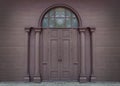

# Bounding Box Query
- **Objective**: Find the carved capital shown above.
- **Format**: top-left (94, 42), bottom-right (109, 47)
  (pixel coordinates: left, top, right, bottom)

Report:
top-left (79, 28), bottom-right (87, 32)
top-left (79, 28), bottom-right (86, 32)
top-left (33, 28), bottom-right (42, 32)
top-left (25, 27), bottom-right (31, 32)
top-left (89, 27), bottom-right (96, 32)
top-left (25, 27), bottom-right (42, 32)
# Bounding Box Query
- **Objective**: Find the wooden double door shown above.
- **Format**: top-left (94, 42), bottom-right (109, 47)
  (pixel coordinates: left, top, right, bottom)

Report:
top-left (41, 29), bottom-right (80, 81)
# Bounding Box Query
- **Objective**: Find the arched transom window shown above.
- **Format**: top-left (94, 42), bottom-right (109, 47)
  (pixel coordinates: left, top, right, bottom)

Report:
top-left (42, 7), bottom-right (79, 28)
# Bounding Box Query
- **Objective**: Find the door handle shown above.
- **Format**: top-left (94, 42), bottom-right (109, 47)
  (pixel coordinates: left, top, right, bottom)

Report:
top-left (58, 59), bottom-right (62, 62)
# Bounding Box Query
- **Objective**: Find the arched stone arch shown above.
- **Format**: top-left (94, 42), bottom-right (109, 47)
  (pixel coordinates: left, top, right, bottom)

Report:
top-left (38, 4), bottom-right (82, 28)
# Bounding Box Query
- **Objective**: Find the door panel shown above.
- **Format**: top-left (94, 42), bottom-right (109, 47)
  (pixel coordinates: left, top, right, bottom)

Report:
top-left (61, 29), bottom-right (79, 81)
top-left (41, 29), bottom-right (79, 81)
top-left (49, 39), bottom-right (59, 80)
top-left (61, 39), bottom-right (71, 80)
top-left (42, 29), bottom-right (60, 81)
top-left (61, 30), bottom-right (71, 80)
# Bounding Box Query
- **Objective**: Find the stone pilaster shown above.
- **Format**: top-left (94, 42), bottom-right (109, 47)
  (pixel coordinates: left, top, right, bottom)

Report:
top-left (79, 28), bottom-right (87, 82)
top-left (90, 28), bottom-right (96, 82)
top-left (33, 28), bottom-right (42, 82)
top-left (24, 28), bottom-right (31, 82)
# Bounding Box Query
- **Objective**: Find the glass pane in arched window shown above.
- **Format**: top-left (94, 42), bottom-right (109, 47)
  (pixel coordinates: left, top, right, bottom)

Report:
top-left (66, 17), bottom-right (71, 28)
top-left (72, 17), bottom-right (78, 28)
top-left (55, 18), bottom-right (65, 28)
top-left (49, 18), bottom-right (55, 28)
top-left (66, 10), bottom-right (71, 17)
top-left (42, 7), bottom-right (79, 28)
top-left (50, 10), bottom-right (54, 17)
top-left (43, 18), bottom-right (48, 28)
top-left (55, 8), bottom-right (65, 17)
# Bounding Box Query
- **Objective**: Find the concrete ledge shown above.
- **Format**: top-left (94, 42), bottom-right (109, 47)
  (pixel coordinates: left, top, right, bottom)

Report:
top-left (0, 82), bottom-right (120, 86)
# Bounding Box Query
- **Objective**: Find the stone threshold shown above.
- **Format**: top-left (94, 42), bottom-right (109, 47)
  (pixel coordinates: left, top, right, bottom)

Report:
top-left (0, 82), bottom-right (120, 86)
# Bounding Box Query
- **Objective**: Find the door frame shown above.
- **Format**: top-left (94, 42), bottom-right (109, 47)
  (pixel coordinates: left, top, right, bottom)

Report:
top-left (24, 27), bottom-right (96, 82)
top-left (24, 4), bottom-right (96, 82)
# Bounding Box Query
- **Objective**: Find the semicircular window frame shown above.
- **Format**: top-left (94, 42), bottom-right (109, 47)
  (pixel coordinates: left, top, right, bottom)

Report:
top-left (42, 7), bottom-right (79, 28)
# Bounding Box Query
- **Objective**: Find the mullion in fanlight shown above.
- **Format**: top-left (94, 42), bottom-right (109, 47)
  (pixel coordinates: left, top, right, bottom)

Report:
top-left (42, 7), bottom-right (78, 28)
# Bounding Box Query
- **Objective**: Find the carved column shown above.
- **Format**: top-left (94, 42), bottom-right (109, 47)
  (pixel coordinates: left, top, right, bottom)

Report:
top-left (24, 28), bottom-right (31, 82)
top-left (90, 28), bottom-right (96, 82)
top-left (79, 28), bottom-right (87, 82)
top-left (33, 28), bottom-right (41, 82)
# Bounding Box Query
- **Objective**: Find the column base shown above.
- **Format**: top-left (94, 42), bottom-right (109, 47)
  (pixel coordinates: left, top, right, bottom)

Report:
top-left (24, 76), bottom-right (30, 82)
top-left (33, 76), bottom-right (41, 82)
top-left (79, 76), bottom-right (88, 82)
top-left (90, 76), bottom-right (96, 82)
